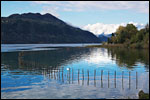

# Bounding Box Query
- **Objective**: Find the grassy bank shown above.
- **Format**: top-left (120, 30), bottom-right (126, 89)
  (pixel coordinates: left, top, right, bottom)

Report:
top-left (86, 43), bottom-right (149, 49)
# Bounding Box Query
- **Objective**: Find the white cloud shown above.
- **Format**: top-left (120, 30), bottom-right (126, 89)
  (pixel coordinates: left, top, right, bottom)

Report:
top-left (63, 8), bottom-right (73, 12)
top-left (32, 1), bottom-right (148, 36)
top-left (33, 1), bottom-right (149, 14)
top-left (82, 22), bottom-right (145, 36)
top-left (40, 6), bottom-right (59, 17)
top-left (33, 1), bottom-right (59, 5)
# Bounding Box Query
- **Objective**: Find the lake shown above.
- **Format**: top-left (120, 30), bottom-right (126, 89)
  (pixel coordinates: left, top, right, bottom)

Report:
top-left (1, 44), bottom-right (149, 99)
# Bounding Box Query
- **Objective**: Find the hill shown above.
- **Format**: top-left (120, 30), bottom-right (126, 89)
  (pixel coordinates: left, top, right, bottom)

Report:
top-left (98, 33), bottom-right (112, 42)
top-left (1, 13), bottom-right (101, 44)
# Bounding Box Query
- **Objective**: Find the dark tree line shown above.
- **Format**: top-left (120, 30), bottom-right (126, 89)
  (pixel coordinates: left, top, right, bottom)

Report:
top-left (108, 23), bottom-right (149, 48)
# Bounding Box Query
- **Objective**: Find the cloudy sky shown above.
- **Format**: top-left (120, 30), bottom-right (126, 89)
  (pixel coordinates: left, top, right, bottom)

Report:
top-left (1, 1), bottom-right (149, 36)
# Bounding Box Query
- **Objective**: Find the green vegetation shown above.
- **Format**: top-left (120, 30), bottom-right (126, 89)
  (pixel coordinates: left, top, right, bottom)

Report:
top-left (138, 90), bottom-right (149, 99)
top-left (108, 24), bottom-right (149, 49)
top-left (1, 13), bottom-right (101, 44)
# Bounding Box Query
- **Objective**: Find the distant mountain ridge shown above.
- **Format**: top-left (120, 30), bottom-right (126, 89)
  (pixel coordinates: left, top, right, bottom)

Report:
top-left (1, 13), bottom-right (101, 44)
top-left (98, 33), bottom-right (112, 42)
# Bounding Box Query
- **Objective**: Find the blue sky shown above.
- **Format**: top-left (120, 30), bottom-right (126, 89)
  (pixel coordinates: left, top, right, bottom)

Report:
top-left (1, 1), bottom-right (149, 35)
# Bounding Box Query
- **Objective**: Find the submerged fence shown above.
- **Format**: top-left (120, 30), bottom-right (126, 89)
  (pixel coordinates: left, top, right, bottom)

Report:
top-left (41, 68), bottom-right (144, 89)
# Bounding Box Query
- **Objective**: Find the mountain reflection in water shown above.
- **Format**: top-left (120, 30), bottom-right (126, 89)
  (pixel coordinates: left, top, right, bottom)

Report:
top-left (1, 47), bottom-right (149, 99)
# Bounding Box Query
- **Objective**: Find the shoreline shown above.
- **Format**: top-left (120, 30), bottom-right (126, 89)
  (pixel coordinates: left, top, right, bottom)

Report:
top-left (85, 43), bottom-right (149, 49)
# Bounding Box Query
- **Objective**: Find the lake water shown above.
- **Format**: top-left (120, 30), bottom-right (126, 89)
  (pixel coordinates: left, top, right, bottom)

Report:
top-left (1, 44), bottom-right (149, 99)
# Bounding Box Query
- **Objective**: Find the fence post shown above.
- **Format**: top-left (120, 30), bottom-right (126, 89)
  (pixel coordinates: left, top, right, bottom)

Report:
top-left (136, 71), bottom-right (138, 89)
top-left (78, 69), bottom-right (80, 84)
top-left (87, 70), bottom-right (89, 86)
top-left (94, 69), bottom-right (96, 87)
top-left (122, 71), bottom-right (124, 90)
top-left (114, 71), bottom-right (116, 88)
top-left (108, 70), bottom-right (109, 88)
top-left (82, 69), bottom-right (84, 85)
top-left (62, 68), bottom-right (64, 83)
top-left (129, 71), bottom-right (131, 89)
top-left (101, 70), bottom-right (103, 88)
top-left (69, 68), bottom-right (70, 84)
top-left (72, 68), bottom-right (73, 84)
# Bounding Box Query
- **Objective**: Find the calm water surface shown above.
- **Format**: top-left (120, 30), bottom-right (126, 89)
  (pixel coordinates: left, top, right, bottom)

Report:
top-left (1, 44), bottom-right (149, 99)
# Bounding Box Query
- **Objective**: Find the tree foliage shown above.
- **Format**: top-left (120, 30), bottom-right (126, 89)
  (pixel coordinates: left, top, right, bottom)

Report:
top-left (108, 23), bottom-right (149, 48)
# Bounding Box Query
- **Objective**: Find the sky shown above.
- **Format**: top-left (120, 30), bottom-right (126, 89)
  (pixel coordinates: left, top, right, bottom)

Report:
top-left (1, 1), bottom-right (149, 36)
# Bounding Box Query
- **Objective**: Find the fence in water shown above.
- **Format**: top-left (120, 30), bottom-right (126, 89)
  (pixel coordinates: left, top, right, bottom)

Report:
top-left (41, 67), bottom-right (144, 89)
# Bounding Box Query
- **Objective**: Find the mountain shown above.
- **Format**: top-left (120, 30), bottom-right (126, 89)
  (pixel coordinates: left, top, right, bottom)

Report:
top-left (105, 34), bottom-right (112, 38)
top-left (98, 33), bottom-right (112, 42)
top-left (1, 13), bottom-right (101, 44)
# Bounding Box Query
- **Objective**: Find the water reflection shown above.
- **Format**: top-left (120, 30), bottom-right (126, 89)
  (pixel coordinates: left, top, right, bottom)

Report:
top-left (1, 48), bottom-right (91, 71)
top-left (107, 48), bottom-right (149, 70)
top-left (1, 47), bottom-right (149, 99)
top-left (1, 47), bottom-right (149, 71)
